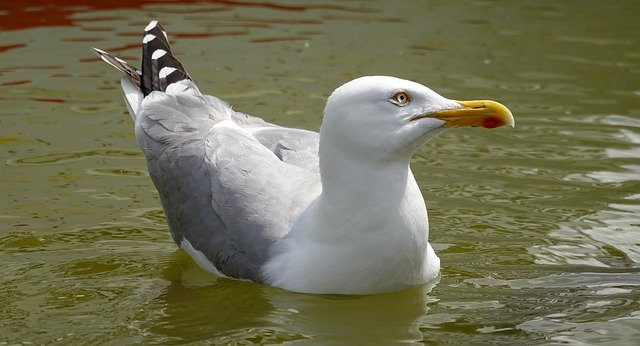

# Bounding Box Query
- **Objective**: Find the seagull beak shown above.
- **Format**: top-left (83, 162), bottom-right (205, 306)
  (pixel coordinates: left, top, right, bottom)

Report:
top-left (424, 100), bottom-right (515, 129)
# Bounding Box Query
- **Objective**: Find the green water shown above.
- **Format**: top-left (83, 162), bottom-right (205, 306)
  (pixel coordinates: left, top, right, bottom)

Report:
top-left (2, 0), bottom-right (639, 344)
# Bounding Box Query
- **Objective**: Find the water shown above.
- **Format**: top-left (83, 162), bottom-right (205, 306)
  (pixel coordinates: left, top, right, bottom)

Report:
top-left (1, 0), bottom-right (639, 344)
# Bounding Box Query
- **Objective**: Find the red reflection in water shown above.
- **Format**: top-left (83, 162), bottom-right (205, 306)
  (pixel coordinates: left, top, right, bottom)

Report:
top-left (0, 80), bottom-right (31, 86)
top-left (0, 0), bottom-right (190, 30)
top-left (30, 97), bottom-right (67, 103)
top-left (0, 43), bottom-right (26, 53)
top-left (0, 0), bottom-right (373, 31)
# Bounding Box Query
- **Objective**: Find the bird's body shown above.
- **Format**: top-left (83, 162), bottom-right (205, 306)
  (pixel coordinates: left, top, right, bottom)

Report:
top-left (94, 21), bottom-right (513, 294)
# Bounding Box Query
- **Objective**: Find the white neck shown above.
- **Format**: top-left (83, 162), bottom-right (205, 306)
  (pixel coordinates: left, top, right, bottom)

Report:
top-left (314, 140), bottom-right (415, 236)
top-left (261, 137), bottom-right (437, 294)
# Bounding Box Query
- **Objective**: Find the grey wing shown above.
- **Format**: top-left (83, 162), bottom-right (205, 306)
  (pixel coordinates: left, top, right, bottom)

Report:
top-left (221, 99), bottom-right (320, 172)
top-left (249, 126), bottom-right (320, 173)
top-left (135, 83), bottom-right (320, 282)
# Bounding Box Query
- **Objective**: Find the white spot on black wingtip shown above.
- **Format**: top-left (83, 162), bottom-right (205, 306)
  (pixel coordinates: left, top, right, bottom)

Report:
top-left (94, 50), bottom-right (114, 65)
top-left (142, 34), bottom-right (156, 44)
top-left (159, 67), bottom-right (177, 79)
top-left (144, 20), bottom-right (158, 32)
top-left (92, 46), bottom-right (142, 88)
top-left (92, 47), bottom-right (107, 55)
top-left (151, 49), bottom-right (167, 60)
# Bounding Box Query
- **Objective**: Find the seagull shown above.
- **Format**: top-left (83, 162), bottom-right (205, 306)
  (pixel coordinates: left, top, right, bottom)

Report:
top-left (93, 20), bottom-right (514, 295)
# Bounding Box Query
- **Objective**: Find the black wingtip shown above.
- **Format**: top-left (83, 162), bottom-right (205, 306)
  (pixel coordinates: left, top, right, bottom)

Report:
top-left (141, 20), bottom-right (192, 96)
top-left (93, 21), bottom-right (192, 96)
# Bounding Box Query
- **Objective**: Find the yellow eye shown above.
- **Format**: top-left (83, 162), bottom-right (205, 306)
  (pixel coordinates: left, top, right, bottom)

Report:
top-left (390, 91), bottom-right (411, 106)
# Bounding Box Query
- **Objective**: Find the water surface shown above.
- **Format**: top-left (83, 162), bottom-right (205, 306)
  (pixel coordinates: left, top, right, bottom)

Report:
top-left (1, 0), bottom-right (639, 344)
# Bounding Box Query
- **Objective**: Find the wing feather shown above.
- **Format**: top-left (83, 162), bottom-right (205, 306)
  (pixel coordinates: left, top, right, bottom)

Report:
top-left (136, 87), bottom-right (319, 281)
top-left (95, 20), bottom-right (321, 281)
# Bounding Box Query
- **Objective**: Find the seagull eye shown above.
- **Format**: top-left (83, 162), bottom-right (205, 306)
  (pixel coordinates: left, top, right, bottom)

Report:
top-left (390, 91), bottom-right (411, 106)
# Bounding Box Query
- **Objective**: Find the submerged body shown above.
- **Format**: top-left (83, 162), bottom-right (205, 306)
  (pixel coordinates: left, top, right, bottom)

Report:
top-left (94, 20), bottom-right (513, 294)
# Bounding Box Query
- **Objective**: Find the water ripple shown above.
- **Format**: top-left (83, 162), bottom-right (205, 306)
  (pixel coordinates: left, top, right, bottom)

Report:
top-left (85, 167), bottom-right (148, 177)
top-left (7, 149), bottom-right (142, 166)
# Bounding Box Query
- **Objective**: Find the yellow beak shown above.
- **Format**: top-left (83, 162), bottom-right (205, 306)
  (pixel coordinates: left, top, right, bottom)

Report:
top-left (420, 100), bottom-right (515, 129)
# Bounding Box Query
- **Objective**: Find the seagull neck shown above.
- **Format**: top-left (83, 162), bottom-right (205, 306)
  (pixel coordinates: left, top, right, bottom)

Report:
top-left (317, 141), bottom-right (413, 208)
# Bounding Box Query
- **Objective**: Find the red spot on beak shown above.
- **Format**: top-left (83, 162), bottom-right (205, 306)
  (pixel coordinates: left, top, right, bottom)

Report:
top-left (481, 116), bottom-right (504, 129)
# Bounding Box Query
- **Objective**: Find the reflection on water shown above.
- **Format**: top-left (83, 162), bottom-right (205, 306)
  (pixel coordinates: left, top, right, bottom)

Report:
top-left (138, 256), bottom-right (436, 344)
top-left (535, 116), bottom-right (640, 267)
top-left (524, 115), bottom-right (640, 342)
top-left (7, 149), bottom-right (142, 166)
top-left (467, 272), bottom-right (640, 344)
top-left (1, 0), bottom-right (640, 344)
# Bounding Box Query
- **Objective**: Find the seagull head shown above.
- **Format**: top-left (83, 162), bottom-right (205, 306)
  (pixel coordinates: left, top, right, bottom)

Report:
top-left (321, 76), bottom-right (514, 162)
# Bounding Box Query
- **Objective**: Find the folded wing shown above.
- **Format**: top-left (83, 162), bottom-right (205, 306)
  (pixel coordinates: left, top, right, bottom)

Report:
top-left (94, 21), bottom-right (321, 281)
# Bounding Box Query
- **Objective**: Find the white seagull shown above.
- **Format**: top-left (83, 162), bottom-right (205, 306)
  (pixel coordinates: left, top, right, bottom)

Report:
top-left (93, 20), bottom-right (514, 295)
